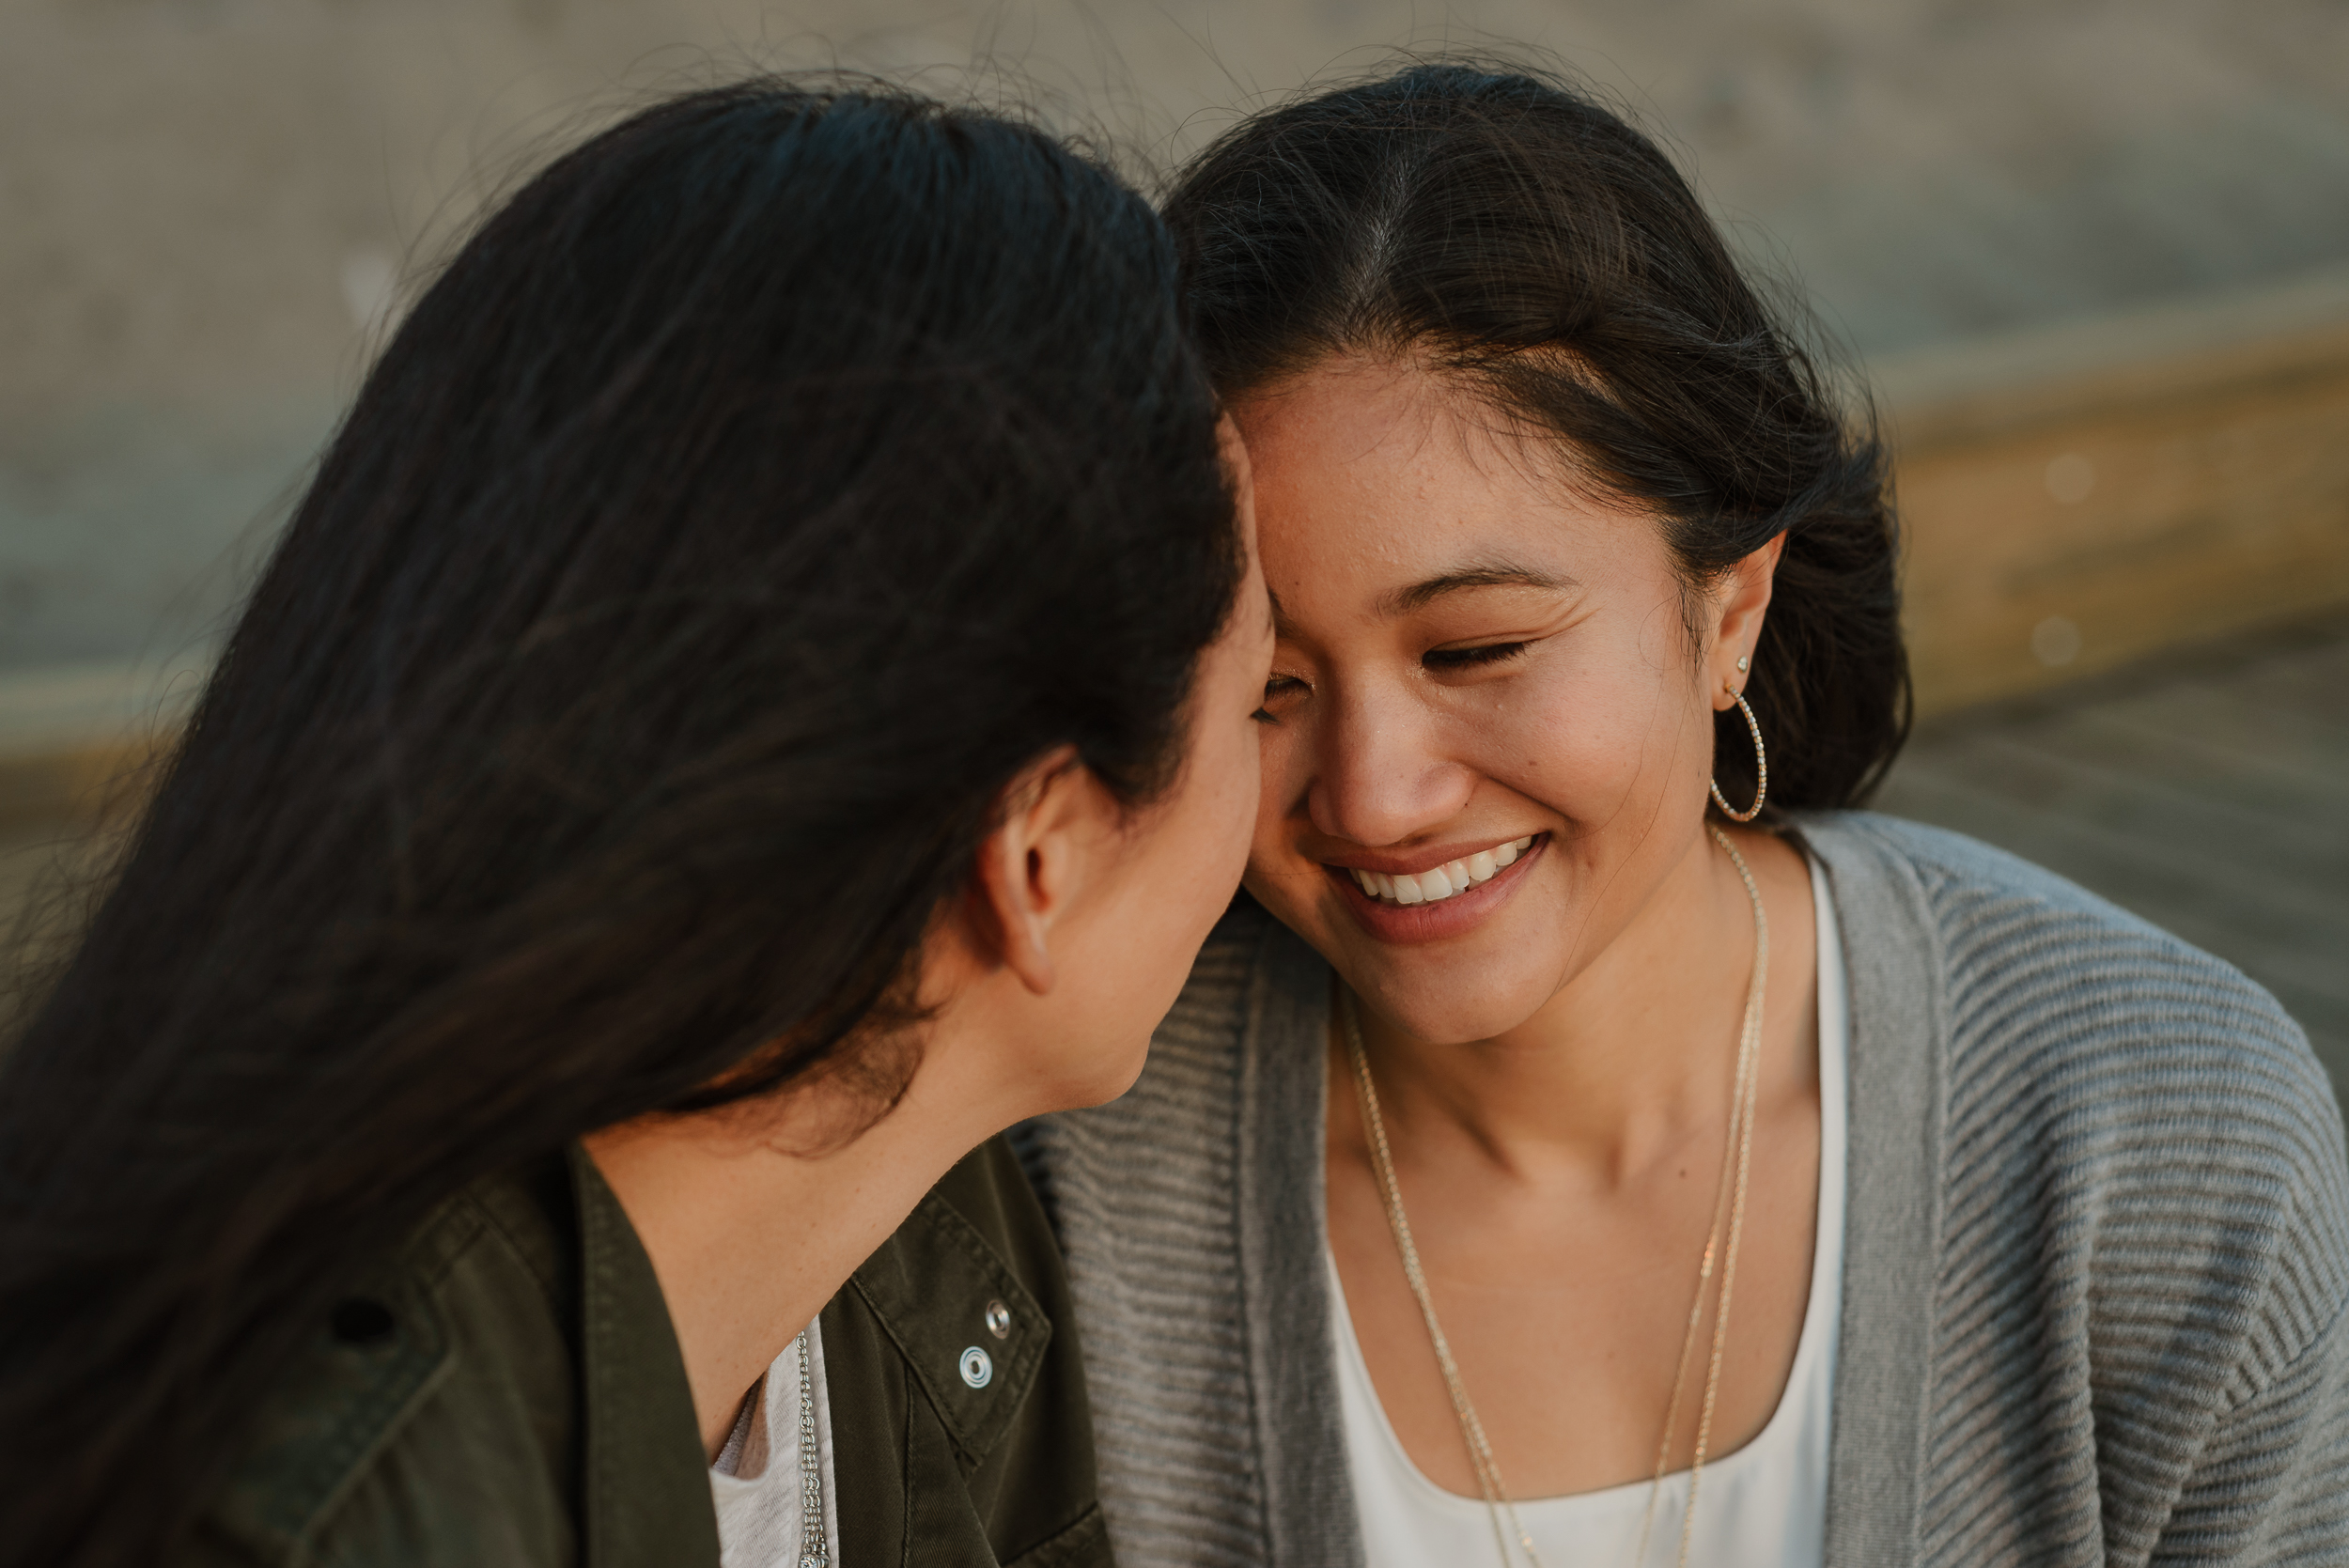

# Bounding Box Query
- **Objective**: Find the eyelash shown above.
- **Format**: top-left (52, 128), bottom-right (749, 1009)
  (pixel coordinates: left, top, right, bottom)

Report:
top-left (1253, 674), bottom-right (1309, 723)
top-left (1252, 642), bottom-right (1528, 723)
top-left (1423, 642), bottom-right (1532, 672)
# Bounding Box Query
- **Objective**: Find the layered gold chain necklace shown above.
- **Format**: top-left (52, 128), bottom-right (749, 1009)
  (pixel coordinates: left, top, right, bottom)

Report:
top-left (1338, 825), bottom-right (1770, 1568)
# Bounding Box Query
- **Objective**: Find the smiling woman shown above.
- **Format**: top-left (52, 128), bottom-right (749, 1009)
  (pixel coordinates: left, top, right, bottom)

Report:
top-left (1025, 59), bottom-right (2349, 1568)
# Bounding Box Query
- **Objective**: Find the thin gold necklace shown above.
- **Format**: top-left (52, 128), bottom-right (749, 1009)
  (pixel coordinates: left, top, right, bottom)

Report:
top-left (1338, 825), bottom-right (1769, 1568)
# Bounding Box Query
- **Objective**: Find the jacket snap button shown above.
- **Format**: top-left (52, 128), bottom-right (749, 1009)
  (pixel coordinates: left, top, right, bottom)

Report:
top-left (985, 1299), bottom-right (1011, 1339)
top-left (331, 1297), bottom-right (396, 1346)
top-left (958, 1345), bottom-right (993, 1389)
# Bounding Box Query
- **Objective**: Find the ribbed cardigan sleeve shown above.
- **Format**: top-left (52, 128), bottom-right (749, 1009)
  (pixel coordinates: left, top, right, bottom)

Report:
top-left (1828, 816), bottom-right (2349, 1566)
top-left (2159, 1298), bottom-right (2349, 1561)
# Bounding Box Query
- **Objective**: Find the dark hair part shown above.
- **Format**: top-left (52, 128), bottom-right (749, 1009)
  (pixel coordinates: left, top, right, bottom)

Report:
top-left (0, 81), bottom-right (1238, 1563)
top-left (1165, 60), bottom-right (1908, 815)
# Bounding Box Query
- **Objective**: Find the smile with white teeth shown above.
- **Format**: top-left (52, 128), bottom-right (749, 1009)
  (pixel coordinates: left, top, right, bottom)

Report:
top-left (1343, 836), bottom-right (1536, 907)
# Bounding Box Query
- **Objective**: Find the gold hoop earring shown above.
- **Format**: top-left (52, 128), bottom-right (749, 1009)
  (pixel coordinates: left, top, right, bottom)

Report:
top-left (1710, 684), bottom-right (1767, 823)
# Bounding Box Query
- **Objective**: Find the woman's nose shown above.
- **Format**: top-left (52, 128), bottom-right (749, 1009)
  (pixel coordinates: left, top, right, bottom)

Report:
top-left (1305, 684), bottom-right (1476, 847)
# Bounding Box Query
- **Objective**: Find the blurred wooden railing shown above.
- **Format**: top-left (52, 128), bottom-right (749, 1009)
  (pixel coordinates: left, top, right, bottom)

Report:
top-left (1879, 265), bottom-right (2349, 714)
top-left (0, 660), bottom-right (196, 833)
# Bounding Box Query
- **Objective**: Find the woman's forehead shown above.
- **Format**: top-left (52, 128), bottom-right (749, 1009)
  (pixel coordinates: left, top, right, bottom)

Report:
top-left (1236, 363), bottom-right (1652, 606)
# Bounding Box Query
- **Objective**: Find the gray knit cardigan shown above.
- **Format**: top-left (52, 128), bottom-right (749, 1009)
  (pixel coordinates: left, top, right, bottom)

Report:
top-left (1021, 813), bottom-right (2349, 1566)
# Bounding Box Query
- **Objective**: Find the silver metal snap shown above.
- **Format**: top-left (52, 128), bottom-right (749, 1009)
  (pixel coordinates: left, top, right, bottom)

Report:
top-left (958, 1345), bottom-right (993, 1389)
top-left (985, 1299), bottom-right (1012, 1340)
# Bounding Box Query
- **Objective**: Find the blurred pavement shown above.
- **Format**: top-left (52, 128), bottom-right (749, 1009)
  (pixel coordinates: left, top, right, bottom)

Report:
top-left (1876, 609), bottom-right (2349, 1091)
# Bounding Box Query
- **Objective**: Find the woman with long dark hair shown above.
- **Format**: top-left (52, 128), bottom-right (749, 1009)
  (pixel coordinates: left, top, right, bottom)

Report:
top-left (1028, 61), bottom-right (2349, 1566)
top-left (0, 83), bottom-right (1269, 1567)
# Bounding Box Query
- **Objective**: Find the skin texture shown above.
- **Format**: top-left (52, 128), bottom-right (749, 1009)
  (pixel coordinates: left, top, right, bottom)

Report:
top-left (588, 435), bottom-right (1274, 1455)
top-left (1237, 357), bottom-right (1822, 1499)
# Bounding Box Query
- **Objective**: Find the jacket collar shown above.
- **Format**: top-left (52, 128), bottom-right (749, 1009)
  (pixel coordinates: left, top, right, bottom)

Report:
top-left (848, 1181), bottom-right (1051, 1473)
top-left (568, 1145), bottom-right (723, 1568)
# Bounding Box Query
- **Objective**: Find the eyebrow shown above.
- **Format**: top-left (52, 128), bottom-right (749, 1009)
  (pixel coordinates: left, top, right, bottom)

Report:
top-left (1378, 561), bottom-right (1578, 617)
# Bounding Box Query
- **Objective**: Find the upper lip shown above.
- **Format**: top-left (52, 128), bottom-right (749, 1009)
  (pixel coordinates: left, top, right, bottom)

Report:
top-left (1318, 833), bottom-right (1540, 877)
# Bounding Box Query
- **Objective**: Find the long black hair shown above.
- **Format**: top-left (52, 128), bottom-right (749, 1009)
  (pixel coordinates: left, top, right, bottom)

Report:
top-left (1165, 60), bottom-right (1907, 813)
top-left (0, 81), bottom-right (1240, 1564)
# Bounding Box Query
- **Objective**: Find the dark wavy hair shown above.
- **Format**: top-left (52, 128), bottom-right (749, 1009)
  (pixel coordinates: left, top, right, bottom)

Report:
top-left (1164, 60), bottom-right (1908, 814)
top-left (0, 81), bottom-right (1239, 1564)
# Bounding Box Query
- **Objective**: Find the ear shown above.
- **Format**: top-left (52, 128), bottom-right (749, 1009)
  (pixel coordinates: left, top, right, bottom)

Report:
top-left (1711, 533), bottom-right (1786, 711)
top-left (967, 746), bottom-right (1112, 997)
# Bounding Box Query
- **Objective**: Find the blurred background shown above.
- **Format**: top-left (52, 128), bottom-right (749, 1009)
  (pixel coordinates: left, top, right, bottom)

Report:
top-left (3, 0), bottom-right (2345, 1079)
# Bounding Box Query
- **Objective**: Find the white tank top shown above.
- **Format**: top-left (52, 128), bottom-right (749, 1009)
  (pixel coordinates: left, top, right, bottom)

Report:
top-left (1331, 857), bottom-right (1848, 1568)
top-left (708, 1315), bottom-right (841, 1568)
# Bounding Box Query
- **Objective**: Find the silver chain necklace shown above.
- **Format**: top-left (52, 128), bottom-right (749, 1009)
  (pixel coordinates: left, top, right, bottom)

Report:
top-left (1338, 825), bottom-right (1769, 1568)
top-left (793, 1329), bottom-right (831, 1568)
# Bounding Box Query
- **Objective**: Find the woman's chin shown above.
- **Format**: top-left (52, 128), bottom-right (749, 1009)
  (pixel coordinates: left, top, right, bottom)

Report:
top-left (1254, 845), bottom-right (1569, 1043)
top-left (1345, 971), bottom-right (1552, 1048)
top-left (1312, 914), bottom-right (1565, 1046)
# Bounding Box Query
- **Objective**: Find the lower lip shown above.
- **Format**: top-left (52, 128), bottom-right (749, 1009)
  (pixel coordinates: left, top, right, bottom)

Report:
top-left (1326, 836), bottom-right (1547, 945)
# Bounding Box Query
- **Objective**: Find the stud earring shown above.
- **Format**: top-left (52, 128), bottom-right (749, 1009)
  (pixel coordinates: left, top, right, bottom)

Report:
top-left (1735, 654), bottom-right (1750, 673)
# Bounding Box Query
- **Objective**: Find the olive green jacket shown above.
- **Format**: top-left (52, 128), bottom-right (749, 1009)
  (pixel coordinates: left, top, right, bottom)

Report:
top-left (186, 1140), bottom-right (1111, 1567)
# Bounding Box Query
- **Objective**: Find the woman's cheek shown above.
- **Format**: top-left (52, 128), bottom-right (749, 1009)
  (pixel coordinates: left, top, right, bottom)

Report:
top-left (1251, 722), bottom-right (1307, 851)
top-left (1475, 668), bottom-right (1641, 821)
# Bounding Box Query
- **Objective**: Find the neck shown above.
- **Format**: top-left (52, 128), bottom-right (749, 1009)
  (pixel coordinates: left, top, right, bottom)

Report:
top-left (583, 1043), bottom-right (1008, 1457)
top-left (1354, 827), bottom-right (1771, 1185)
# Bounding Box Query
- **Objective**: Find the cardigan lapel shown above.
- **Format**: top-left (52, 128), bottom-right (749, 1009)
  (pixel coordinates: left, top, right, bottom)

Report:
top-left (1235, 911), bottom-right (1367, 1568)
top-left (1794, 815), bottom-right (1948, 1568)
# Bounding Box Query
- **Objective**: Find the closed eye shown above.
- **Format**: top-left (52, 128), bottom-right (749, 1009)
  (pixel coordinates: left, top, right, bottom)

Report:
top-left (1252, 673), bottom-right (1311, 723)
top-left (1423, 642), bottom-right (1532, 672)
